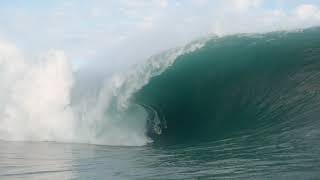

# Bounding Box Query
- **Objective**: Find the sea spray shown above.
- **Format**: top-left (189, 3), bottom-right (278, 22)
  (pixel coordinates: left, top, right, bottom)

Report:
top-left (0, 40), bottom-right (74, 142)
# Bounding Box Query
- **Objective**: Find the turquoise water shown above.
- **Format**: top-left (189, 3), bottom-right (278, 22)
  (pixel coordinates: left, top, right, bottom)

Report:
top-left (1, 27), bottom-right (320, 179)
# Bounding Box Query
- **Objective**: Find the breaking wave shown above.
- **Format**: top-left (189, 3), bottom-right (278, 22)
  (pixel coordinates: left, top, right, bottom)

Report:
top-left (1, 27), bottom-right (320, 147)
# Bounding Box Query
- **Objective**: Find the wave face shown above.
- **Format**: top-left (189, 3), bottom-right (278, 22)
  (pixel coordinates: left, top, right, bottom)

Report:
top-left (134, 27), bottom-right (320, 145)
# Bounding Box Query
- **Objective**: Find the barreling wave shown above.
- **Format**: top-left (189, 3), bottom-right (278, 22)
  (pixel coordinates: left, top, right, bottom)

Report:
top-left (132, 27), bottom-right (320, 145)
top-left (0, 35), bottom-right (206, 146)
top-left (1, 27), bottom-right (320, 147)
top-left (61, 37), bottom-right (208, 146)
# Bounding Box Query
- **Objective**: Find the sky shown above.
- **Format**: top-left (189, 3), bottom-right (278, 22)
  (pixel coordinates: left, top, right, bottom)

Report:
top-left (0, 0), bottom-right (320, 70)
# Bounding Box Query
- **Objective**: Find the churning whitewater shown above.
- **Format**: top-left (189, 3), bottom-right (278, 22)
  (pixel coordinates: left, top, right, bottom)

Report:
top-left (1, 27), bottom-right (320, 149)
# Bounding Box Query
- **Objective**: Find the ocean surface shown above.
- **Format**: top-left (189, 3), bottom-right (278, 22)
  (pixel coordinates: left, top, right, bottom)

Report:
top-left (0, 139), bottom-right (319, 179)
top-left (1, 27), bottom-right (320, 179)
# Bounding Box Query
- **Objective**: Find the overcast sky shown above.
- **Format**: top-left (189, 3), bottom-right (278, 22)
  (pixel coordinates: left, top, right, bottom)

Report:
top-left (1, 0), bottom-right (320, 70)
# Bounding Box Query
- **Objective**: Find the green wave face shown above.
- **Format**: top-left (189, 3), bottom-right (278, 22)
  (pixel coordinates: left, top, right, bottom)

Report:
top-left (134, 27), bottom-right (320, 144)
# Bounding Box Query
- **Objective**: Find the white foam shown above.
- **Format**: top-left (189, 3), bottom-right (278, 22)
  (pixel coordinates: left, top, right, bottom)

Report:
top-left (0, 40), bottom-right (74, 142)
